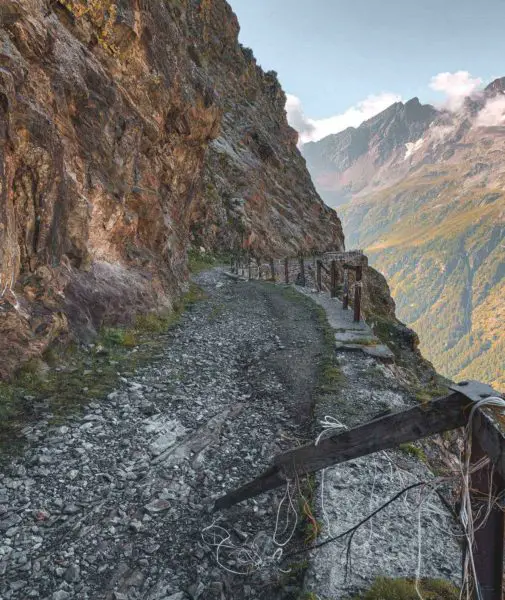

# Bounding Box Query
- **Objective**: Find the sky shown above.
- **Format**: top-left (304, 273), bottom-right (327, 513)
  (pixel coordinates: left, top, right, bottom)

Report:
top-left (228, 0), bottom-right (505, 142)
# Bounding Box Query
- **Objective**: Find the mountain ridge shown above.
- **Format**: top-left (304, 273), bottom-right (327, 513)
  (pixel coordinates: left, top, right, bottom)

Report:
top-left (302, 80), bottom-right (505, 390)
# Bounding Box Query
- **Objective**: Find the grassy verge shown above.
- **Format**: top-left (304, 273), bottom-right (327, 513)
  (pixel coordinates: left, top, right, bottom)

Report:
top-left (398, 442), bottom-right (428, 463)
top-left (188, 247), bottom-right (232, 274)
top-left (275, 285), bottom-right (345, 597)
top-left (0, 283), bottom-right (205, 455)
top-left (346, 577), bottom-right (459, 599)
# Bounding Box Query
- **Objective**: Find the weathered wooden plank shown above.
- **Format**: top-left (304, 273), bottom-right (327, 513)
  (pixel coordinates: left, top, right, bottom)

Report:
top-left (469, 430), bottom-right (505, 600)
top-left (316, 260), bottom-right (322, 291)
top-left (274, 393), bottom-right (469, 475)
top-left (472, 405), bottom-right (505, 480)
top-left (299, 256), bottom-right (306, 286)
top-left (213, 465), bottom-right (284, 512)
top-left (353, 265), bottom-right (362, 322)
top-left (330, 260), bottom-right (337, 298)
top-left (214, 393), bottom-right (470, 510)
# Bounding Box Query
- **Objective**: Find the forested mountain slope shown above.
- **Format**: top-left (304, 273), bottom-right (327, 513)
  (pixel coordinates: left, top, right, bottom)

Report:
top-left (303, 83), bottom-right (505, 390)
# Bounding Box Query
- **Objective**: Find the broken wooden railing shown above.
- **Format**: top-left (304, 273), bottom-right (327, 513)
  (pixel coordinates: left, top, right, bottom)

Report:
top-left (214, 380), bottom-right (505, 600)
top-left (231, 250), bottom-right (367, 322)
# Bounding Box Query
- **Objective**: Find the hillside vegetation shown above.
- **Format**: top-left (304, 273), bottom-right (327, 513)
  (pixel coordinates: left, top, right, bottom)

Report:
top-left (341, 164), bottom-right (504, 390)
top-left (304, 88), bottom-right (505, 391)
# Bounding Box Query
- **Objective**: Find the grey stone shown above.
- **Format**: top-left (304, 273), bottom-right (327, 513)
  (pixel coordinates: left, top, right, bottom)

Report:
top-left (144, 499), bottom-right (171, 513)
top-left (63, 504), bottom-right (79, 515)
top-left (64, 564), bottom-right (80, 582)
top-left (0, 514), bottom-right (21, 531)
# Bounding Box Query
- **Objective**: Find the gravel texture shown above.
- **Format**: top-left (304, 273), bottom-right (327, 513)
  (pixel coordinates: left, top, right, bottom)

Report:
top-left (298, 288), bottom-right (462, 599)
top-left (0, 269), bottom-right (328, 600)
top-left (0, 270), bottom-right (462, 600)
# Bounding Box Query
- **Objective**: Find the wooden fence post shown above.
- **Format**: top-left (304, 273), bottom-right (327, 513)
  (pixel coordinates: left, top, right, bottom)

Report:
top-left (284, 258), bottom-right (289, 284)
top-left (316, 260), bottom-right (322, 292)
top-left (299, 256), bottom-right (306, 287)
top-left (353, 265), bottom-right (362, 322)
top-left (256, 258), bottom-right (261, 279)
top-left (330, 260), bottom-right (337, 298)
top-left (469, 432), bottom-right (505, 600)
top-left (270, 258), bottom-right (275, 282)
top-left (248, 252), bottom-right (252, 281)
top-left (342, 268), bottom-right (349, 309)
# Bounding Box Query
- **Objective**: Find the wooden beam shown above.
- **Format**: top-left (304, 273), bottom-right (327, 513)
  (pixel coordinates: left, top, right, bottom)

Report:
top-left (214, 393), bottom-right (470, 510)
top-left (299, 256), bottom-right (306, 287)
top-left (316, 260), bottom-right (322, 292)
top-left (353, 265), bottom-right (362, 322)
top-left (342, 269), bottom-right (349, 310)
top-left (284, 258), bottom-right (289, 284)
top-left (330, 260), bottom-right (337, 298)
top-left (274, 392), bottom-right (469, 476)
top-left (270, 258), bottom-right (276, 282)
top-left (472, 405), bottom-right (505, 480)
top-left (469, 431), bottom-right (505, 600)
top-left (214, 465), bottom-right (285, 512)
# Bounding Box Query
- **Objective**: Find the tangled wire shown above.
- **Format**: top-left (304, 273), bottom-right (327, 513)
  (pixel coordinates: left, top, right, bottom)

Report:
top-left (203, 401), bottom-right (505, 600)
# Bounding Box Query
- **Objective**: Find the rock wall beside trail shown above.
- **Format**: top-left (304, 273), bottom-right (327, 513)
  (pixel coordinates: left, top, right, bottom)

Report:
top-left (0, 0), bottom-right (344, 379)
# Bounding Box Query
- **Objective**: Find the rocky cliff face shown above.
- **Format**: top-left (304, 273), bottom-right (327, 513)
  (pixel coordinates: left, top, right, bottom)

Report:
top-left (0, 0), bottom-right (343, 379)
top-left (303, 82), bottom-right (505, 390)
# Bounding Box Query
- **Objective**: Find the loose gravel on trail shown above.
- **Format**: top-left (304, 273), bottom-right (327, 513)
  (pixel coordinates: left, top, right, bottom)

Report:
top-left (298, 288), bottom-right (462, 599)
top-left (0, 269), bottom-right (328, 600)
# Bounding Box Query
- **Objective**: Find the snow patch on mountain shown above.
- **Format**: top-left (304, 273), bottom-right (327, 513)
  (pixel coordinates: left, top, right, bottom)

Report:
top-left (404, 138), bottom-right (424, 160)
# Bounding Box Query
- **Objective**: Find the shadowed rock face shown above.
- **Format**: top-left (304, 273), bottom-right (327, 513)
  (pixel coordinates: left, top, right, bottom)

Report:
top-left (0, 0), bottom-right (344, 378)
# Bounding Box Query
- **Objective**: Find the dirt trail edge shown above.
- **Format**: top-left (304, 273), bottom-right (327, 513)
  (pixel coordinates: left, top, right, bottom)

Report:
top-left (0, 269), bottom-right (329, 600)
top-left (297, 287), bottom-right (462, 599)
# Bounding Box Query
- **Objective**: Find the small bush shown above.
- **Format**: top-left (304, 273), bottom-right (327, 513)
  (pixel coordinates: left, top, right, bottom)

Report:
top-left (188, 248), bottom-right (217, 273)
top-left (135, 312), bottom-right (176, 333)
top-left (398, 442), bottom-right (427, 463)
top-left (349, 577), bottom-right (459, 600)
top-left (101, 327), bottom-right (137, 348)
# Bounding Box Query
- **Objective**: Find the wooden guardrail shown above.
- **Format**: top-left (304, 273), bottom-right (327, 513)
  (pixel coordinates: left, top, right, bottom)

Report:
top-left (231, 250), bottom-right (367, 322)
top-left (224, 252), bottom-right (505, 599)
top-left (215, 381), bottom-right (505, 599)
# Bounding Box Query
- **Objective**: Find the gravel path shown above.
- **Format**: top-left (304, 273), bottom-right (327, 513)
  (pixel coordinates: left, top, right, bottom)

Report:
top-left (0, 269), bottom-right (328, 600)
top-left (298, 288), bottom-right (462, 599)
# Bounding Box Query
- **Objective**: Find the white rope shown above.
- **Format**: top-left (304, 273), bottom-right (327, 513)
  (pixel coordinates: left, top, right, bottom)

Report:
top-left (202, 481), bottom-right (299, 575)
top-left (273, 480), bottom-right (298, 547)
top-left (315, 415), bottom-right (347, 445)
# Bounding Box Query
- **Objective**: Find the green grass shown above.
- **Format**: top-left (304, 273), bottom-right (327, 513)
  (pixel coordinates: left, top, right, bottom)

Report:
top-left (0, 284), bottom-right (206, 456)
top-left (398, 442), bottom-right (428, 463)
top-left (348, 577), bottom-right (459, 599)
top-left (188, 247), bottom-right (232, 274)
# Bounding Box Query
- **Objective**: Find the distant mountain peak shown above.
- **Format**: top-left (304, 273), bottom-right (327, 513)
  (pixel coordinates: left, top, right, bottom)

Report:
top-left (485, 76), bottom-right (505, 96)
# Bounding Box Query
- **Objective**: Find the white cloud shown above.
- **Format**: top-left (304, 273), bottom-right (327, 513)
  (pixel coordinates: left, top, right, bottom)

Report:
top-left (429, 71), bottom-right (483, 110)
top-left (475, 95), bottom-right (505, 127)
top-left (286, 92), bottom-right (402, 144)
top-left (285, 94), bottom-right (315, 141)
